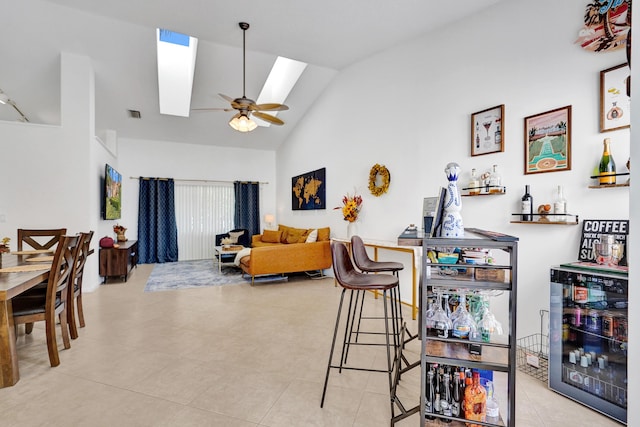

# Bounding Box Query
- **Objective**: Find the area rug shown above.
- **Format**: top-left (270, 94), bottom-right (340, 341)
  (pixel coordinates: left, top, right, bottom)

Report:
top-left (144, 259), bottom-right (244, 292)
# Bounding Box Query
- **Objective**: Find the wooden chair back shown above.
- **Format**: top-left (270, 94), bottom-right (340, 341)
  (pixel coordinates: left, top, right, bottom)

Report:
top-left (68, 231), bottom-right (94, 338)
top-left (17, 228), bottom-right (67, 252)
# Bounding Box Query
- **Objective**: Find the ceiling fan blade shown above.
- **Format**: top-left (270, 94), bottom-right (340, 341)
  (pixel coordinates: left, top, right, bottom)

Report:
top-left (253, 111), bottom-right (285, 126)
top-left (191, 107), bottom-right (234, 112)
top-left (252, 103), bottom-right (289, 112)
top-left (218, 93), bottom-right (235, 103)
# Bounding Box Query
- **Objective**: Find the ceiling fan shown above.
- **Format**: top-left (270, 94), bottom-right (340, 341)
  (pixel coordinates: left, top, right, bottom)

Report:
top-left (193, 22), bottom-right (289, 132)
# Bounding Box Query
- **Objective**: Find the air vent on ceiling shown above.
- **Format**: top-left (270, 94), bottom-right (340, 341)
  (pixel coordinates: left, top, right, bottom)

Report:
top-left (128, 109), bottom-right (141, 119)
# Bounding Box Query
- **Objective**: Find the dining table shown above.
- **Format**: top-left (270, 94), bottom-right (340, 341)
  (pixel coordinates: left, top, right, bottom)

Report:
top-left (0, 250), bottom-right (52, 388)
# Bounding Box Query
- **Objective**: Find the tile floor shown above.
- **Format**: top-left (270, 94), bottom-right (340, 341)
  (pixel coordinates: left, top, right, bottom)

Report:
top-left (0, 264), bottom-right (623, 426)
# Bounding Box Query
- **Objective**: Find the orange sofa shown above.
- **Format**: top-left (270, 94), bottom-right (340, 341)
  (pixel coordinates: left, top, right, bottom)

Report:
top-left (238, 226), bottom-right (332, 284)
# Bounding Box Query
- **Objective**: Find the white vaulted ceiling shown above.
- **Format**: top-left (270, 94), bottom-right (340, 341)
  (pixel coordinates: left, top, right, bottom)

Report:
top-left (1, 0), bottom-right (504, 150)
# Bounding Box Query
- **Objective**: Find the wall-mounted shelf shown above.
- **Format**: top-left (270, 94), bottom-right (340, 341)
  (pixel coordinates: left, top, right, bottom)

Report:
top-left (461, 185), bottom-right (506, 196)
top-left (510, 214), bottom-right (579, 225)
top-left (589, 172), bottom-right (629, 188)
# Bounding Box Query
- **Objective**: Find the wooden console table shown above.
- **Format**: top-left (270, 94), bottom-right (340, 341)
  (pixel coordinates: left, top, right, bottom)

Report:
top-left (99, 240), bottom-right (138, 283)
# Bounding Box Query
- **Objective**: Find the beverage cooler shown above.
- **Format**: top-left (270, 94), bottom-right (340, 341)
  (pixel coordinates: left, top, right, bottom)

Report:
top-left (549, 266), bottom-right (628, 424)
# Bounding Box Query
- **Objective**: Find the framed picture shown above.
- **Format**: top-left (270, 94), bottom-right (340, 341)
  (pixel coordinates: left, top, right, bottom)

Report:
top-left (600, 63), bottom-right (631, 132)
top-left (471, 105), bottom-right (504, 156)
top-left (291, 167), bottom-right (326, 210)
top-left (524, 105), bottom-right (571, 175)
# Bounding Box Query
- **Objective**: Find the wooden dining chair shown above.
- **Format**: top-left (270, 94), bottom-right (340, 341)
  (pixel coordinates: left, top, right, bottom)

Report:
top-left (11, 234), bottom-right (80, 367)
top-left (68, 231), bottom-right (94, 339)
top-left (17, 228), bottom-right (67, 252)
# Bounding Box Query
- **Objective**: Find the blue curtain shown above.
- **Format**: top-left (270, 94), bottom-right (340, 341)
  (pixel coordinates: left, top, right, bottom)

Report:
top-left (138, 178), bottom-right (178, 263)
top-left (234, 181), bottom-right (260, 237)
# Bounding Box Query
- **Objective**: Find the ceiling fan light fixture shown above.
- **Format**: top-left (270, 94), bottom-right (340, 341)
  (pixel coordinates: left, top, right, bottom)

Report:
top-left (229, 114), bottom-right (257, 132)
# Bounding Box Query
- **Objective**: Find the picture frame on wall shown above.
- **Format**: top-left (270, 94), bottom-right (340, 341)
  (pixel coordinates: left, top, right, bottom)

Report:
top-left (600, 63), bottom-right (631, 132)
top-left (524, 105), bottom-right (571, 175)
top-left (291, 167), bottom-right (326, 210)
top-left (471, 104), bottom-right (504, 156)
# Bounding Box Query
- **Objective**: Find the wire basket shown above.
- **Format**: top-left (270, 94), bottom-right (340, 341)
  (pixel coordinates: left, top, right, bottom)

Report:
top-left (516, 309), bottom-right (549, 382)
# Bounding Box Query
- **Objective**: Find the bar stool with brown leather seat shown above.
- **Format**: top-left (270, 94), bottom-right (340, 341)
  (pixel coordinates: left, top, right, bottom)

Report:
top-left (350, 235), bottom-right (412, 351)
top-left (321, 241), bottom-right (402, 414)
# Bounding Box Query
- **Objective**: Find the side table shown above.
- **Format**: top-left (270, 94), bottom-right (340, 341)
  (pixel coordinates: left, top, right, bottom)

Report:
top-left (214, 245), bottom-right (244, 273)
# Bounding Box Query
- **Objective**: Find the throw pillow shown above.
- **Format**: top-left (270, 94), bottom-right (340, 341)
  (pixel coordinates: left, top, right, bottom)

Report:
top-left (278, 224), bottom-right (291, 243)
top-left (229, 230), bottom-right (245, 244)
top-left (317, 227), bottom-right (330, 241)
top-left (305, 229), bottom-right (318, 243)
top-left (286, 228), bottom-right (304, 244)
top-left (299, 228), bottom-right (312, 242)
top-left (262, 229), bottom-right (282, 243)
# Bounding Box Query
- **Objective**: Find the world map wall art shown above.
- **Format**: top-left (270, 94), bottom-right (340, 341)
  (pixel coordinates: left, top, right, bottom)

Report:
top-left (292, 167), bottom-right (326, 210)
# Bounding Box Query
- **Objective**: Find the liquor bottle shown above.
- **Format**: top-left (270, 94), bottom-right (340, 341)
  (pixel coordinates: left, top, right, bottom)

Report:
top-left (521, 185), bottom-right (533, 221)
top-left (425, 369), bottom-right (436, 419)
top-left (485, 380), bottom-right (500, 424)
top-left (599, 138), bottom-right (616, 185)
top-left (468, 168), bottom-right (480, 196)
top-left (451, 373), bottom-right (462, 418)
top-left (488, 164), bottom-right (502, 193)
top-left (463, 371), bottom-right (487, 426)
top-left (553, 185), bottom-right (567, 222)
top-left (440, 372), bottom-right (453, 422)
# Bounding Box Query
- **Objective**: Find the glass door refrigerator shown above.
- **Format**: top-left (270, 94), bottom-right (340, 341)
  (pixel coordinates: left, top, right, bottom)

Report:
top-left (549, 265), bottom-right (627, 424)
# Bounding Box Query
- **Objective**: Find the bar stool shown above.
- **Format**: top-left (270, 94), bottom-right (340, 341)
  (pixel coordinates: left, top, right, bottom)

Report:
top-left (350, 235), bottom-right (414, 350)
top-left (321, 241), bottom-right (402, 413)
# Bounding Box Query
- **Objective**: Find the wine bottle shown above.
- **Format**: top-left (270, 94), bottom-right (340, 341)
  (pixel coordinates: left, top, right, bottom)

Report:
top-left (451, 373), bottom-right (462, 417)
top-left (425, 369), bottom-right (436, 419)
top-left (553, 185), bottom-right (567, 222)
top-left (599, 138), bottom-right (616, 185)
top-left (440, 372), bottom-right (453, 422)
top-left (521, 185), bottom-right (533, 221)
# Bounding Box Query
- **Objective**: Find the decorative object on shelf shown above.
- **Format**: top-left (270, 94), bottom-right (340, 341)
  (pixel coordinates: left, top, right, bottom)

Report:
top-left (0, 237), bottom-right (9, 267)
top-left (347, 221), bottom-right (359, 239)
top-left (441, 162), bottom-right (464, 237)
top-left (335, 191), bottom-right (362, 223)
top-left (291, 167), bottom-right (325, 211)
top-left (575, 0), bottom-right (630, 52)
top-left (113, 224), bottom-right (127, 242)
top-left (537, 204), bottom-right (552, 221)
top-left (99, 236), bottom-right (114, 248)
top-left (368, 163), bottom-right (390, 197)
top-left (471, 104), bottom-right (504, 156)
top-left (598, 137), bottom-right (616, 185)
top-left (600, 63), bottom-right (631, 132)
top-left (487, 164), bottom-right (504, 193)
top-left (524, 105), bottom-right (571, 174)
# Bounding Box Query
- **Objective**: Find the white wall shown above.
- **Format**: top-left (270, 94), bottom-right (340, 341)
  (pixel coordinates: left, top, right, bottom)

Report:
top-left (116, 138), bottom-right (277, 242)
top-left (276, 0), bottom-right (630, 340)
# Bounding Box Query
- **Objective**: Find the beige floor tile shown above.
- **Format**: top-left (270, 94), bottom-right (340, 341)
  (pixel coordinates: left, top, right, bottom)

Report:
top-left (0, 263), bottom-right (625, 426)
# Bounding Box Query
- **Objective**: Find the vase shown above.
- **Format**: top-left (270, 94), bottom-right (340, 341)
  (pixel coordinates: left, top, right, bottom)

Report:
top-left (441, 162), bottom-right (464, 238)
top-left (116, 232), bottom-right (127, 242)
top-left (347, 221), bottom-right (359, 239)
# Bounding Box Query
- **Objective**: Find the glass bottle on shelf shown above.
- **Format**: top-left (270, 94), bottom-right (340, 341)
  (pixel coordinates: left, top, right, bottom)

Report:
top-left (463, 371), bottom-right (487, 426)
top-left (488, 164), bottom-right (502, 193)
top-left (599, 138), bottom-right (616, 185)
top-left (451, 373), bottom-right (462, 418)
top-left (553, 185), bottom-right (567, 222)
top-left (425, 369), bottom-right (436, 420)
top-left (485, 380), bottom-right (500, 423)
top-left (432, 292), bottom-right (453, 338)
top-left (521, 185), bottom-right (533, 221)
top-left (468, 168), bottom-right (480, 196)
top-left (440, 372), bottom-right (453, 422)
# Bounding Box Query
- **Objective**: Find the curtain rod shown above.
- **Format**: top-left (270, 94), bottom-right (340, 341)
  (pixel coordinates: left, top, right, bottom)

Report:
top-left (129, 176), bottom-right (268, 184)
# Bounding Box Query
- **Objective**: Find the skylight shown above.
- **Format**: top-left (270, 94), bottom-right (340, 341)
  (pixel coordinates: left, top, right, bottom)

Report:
top-left (156, 29), bottom-right (198, 117)
top-left (254, 56), bottom-right (307, 127)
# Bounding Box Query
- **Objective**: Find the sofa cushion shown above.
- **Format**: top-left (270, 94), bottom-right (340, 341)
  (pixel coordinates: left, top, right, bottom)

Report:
top-left (305, 229), bottom-right (318, 243)
top-left (278, 224), bottom-right (291, 243)
top-left (262, 229), bottom-right (282, 243)
top-left (285, 228), bottom-right (304, 244)
top-left (317, 227), bottom-right (330, 241)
